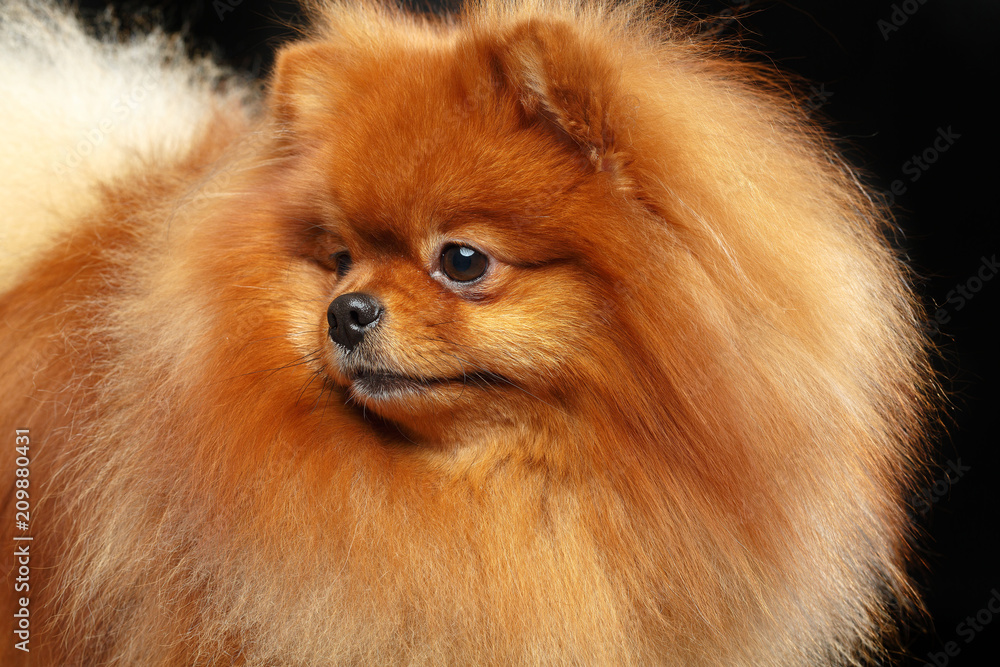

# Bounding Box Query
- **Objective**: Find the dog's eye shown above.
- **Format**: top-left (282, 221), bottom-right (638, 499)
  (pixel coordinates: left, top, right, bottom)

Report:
top-left (331, 251), bottom-right (352, 278)
top-left (441, 244), bottom-right (488, 282)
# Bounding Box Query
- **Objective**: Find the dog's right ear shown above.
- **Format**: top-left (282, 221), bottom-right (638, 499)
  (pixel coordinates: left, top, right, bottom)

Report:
top-left (269, 42), bottom-right (345, 133)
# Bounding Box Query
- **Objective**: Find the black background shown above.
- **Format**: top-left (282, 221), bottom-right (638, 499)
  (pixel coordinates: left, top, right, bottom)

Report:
top-left (71, 1), bottom-right (1000, 664)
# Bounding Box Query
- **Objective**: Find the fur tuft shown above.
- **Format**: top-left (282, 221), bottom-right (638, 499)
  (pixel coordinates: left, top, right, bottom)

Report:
top-left (0, 0), bottom-right (252, 290)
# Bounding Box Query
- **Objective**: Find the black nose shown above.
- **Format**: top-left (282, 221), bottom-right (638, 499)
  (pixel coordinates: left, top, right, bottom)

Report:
top-left (327, 292), bottom-right (383, 351)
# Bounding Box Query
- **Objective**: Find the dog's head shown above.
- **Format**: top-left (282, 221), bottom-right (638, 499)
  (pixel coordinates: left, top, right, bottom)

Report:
top-left (259, 15), bottom-right (667, 444)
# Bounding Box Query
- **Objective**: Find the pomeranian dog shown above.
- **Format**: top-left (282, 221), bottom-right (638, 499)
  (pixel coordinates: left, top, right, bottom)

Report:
top-left (0, 0), bottom-right (934, 664)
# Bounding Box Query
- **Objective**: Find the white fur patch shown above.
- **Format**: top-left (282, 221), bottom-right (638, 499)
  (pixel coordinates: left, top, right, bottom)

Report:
top-left (0, 0), bottom-right (251, 289)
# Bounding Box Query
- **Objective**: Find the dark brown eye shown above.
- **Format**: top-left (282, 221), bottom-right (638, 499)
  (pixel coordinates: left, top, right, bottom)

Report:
top-left (330, 251), bottom-right (352, 278)
top-left (441, 244), bottom-right (488, 282)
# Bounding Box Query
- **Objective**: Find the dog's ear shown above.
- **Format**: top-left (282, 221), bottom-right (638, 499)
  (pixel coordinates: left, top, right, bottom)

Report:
top-left (492, 19), bottom-right (630, 174)
top-left (269, 42), bottom-right (345, 131)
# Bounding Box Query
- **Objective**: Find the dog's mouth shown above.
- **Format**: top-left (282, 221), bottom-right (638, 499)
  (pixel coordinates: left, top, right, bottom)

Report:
top-left (347, 368), bottom-right (507, 400)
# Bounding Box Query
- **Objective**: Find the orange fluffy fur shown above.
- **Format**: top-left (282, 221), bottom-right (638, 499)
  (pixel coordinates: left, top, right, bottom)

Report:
top-left (0, 1), bottom-right (933, 664)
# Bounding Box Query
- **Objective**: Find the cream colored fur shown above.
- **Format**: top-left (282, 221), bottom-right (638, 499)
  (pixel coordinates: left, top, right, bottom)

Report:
top-left (0, 0), bottom-right (249, 289)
